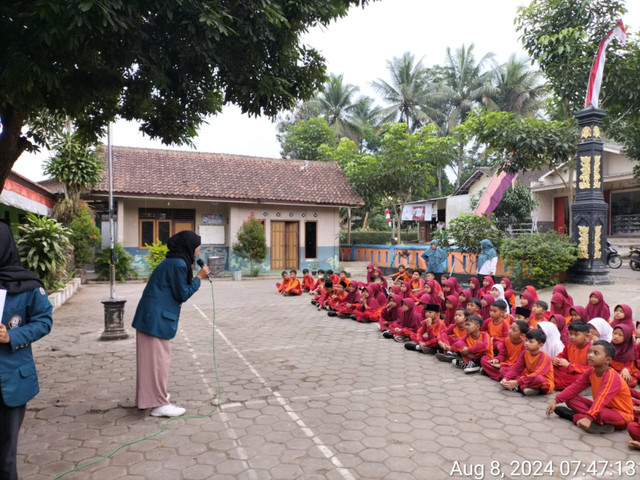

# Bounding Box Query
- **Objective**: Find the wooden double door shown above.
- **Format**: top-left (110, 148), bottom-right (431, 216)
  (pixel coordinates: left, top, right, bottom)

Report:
top-left (271, 221), bottom-right (299, 270)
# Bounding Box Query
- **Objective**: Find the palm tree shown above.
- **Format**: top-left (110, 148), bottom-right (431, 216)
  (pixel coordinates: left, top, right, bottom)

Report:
top-left (484, 54), bottom-right (545, 117)
top-left (435, 44), bottom-right (498, 189)
top-left (349, 96), bottom-right (384, 152)
top-left (372, 52), bottom-right (440, 131)
top-left (307, 74), bottom-right (360, 141)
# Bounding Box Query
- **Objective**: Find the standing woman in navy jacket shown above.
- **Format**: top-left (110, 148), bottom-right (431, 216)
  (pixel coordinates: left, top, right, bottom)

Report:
top-left (133, 231), bottom-right (209, 418)
top-left (0, 223), bottom-right (53, 480)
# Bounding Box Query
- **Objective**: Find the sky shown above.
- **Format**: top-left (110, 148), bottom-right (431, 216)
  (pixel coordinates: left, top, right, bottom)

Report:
top-left (12, 0), bottom-right (640, 182)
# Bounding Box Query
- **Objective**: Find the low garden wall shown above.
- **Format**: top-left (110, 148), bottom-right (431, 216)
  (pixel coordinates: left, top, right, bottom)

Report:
top-left (49, 278), bottom-right (81, 312)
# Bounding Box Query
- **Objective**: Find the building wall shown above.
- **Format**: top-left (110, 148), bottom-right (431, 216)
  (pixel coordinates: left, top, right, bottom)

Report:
top-left (445, 195), bottom-right (472, 224)
top-left (118, 198), bottom-right (342, 275)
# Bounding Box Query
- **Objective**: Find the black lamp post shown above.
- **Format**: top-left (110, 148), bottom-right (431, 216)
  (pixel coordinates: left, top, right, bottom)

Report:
top-left (567, 105), bottom-right (612, 285)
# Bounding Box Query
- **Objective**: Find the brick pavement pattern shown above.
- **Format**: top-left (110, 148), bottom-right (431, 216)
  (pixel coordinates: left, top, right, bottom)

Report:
top-left (18, 272), bottom-right (640, 479)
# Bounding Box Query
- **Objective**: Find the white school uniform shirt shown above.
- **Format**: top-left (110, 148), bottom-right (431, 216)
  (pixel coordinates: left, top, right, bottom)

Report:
top-left (478, 256), bottom-right (498, 275)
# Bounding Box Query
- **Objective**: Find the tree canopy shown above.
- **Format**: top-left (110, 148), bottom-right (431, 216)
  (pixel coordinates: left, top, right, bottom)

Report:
top-left (0, 0), bottom-right (370, 192)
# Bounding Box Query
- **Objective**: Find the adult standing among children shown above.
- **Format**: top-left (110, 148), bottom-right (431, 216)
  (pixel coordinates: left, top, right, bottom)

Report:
top-left (0, 223), bottom-right (53, 480)
top-left (133, 230), bottom-right (210, 417)
top-left (421, 239), bottom-right (447, 284)
top-left (477, 239), bottom-right (498, 280)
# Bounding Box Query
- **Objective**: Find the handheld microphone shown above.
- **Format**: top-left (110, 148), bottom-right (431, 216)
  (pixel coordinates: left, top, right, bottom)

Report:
top-left (196, 258), bottom-right (212, 282)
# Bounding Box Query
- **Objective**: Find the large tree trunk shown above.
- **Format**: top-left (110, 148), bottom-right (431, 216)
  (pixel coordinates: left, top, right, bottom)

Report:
top-left (362, 211), bottom-right (369, 231)
top-left (0, 105), bottom-right (29, 194)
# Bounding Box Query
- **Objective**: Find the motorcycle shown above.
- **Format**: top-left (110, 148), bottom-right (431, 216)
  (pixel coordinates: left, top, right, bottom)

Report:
top-left (606, 241), bottom-right (622, 269)
top-left (630, 246), bottom-right (640, 271)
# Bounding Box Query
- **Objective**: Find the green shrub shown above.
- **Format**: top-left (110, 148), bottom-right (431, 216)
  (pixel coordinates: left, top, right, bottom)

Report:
top-left (94, 244), bottom-right (138, 281)
top-left (232, 215), bottom-right (267, 272)
top-left (501, 231), bottom-right (578, 288)
top-left (17, 213), bottom-right (73, 292)
top-left (144, 240), bottom-right (168, 275)
top-left (69, 203), bottom-right (101, 268)
top-left (340, 231), bottom-right (392, 245)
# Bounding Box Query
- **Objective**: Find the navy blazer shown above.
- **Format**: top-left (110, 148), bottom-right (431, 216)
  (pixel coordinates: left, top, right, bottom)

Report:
top-left (0, 286), bottom-right (53, 407)
top-left (132, 258), bottom-right (201, 340)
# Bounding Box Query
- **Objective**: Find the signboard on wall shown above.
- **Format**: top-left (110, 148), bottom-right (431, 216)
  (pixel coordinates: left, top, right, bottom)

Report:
top-left (199, 225), bottom-right (225, 244)
top-left (401, 203), bottom-right (433, 221)
top-left (202, 214), bottom-right (223, 225)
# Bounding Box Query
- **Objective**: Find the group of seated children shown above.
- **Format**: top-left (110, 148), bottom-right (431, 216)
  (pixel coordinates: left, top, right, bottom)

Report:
top-left (287, 265), bottom-right (640, 446)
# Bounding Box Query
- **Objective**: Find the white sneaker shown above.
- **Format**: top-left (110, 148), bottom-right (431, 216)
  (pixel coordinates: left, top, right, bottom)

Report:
top-left (150, 404), bottom-right (186, 417)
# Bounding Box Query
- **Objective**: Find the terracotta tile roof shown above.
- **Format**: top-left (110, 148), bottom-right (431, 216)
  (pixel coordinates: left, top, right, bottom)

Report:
top-left (93, 146), bottom-right (364, 207)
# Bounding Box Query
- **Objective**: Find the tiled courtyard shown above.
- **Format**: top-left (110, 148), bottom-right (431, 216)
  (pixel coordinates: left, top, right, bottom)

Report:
top-left (19, 270), bottom-right (640, 479)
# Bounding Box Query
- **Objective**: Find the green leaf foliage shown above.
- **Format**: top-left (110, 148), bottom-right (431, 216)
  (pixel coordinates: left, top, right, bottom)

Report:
top-left (280, 117), bottom-right (338, 160)
top-left (447, 213), bottom-right (502, 255)
top-left (94, 244), bottom-right (137, 282)
top-left (17, 213), bottom-right (72, 291)
top-left (232, 215), bottom-right (267, 271)
top-left (144, 240), bottom-right (168, 275)
top-left (464, 109), bottom-right (576, 173)
top-left (501, 231), bottom-right (578, 287)
top-left (69, 203), bottom-right (101, 268)
top-left (0, 0), bottom-right (371, 189)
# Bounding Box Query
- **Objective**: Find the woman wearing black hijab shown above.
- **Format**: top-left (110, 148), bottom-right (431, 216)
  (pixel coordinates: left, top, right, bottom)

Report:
top-left (0, 223), bottom-right (53, 480)
top-left (132, 230), bottom-right (210, 417)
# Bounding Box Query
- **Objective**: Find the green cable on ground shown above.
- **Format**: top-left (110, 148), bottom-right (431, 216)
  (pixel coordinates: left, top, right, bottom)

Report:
top-left (53, 281), bottom-right (221, 480)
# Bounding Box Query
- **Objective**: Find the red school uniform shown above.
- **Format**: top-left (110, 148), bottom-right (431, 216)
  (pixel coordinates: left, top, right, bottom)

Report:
top-left (480, 337), bottom-right (525, 382)
top-left (302, 274), bottom-right (315, 292)
top-left (503, 349), bottom-right (554, 394)
top-left (553, 340), bottom-right (592, 390)
top-left (284, 278), bottom-right (302, 296)
top-left (411, 318), bottom-right (446, 348)
top-left (452, 331), bottom-right (493, 363)
top-left (439, 323), bottom-right (467, 348)
top-left (481, 317), bottom-right (509, 351)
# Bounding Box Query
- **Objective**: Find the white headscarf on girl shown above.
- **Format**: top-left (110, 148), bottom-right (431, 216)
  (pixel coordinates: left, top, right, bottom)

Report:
top-left (588, 317), bottom-right (613, 342)
top-left (490, 284), bottom-right (510, 314)
top-left (537, 321), bottom-right (564, 358)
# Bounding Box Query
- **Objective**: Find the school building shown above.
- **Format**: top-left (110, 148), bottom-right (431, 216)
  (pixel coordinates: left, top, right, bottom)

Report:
top-left (81, 146), bottom-right (363, 276)
top-left (1, 170), bottom-right (55, 228)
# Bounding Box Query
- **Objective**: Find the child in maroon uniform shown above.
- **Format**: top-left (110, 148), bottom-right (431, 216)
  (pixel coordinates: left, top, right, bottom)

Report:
top-left (481, 320), bottom-right (529, 382)
top-left (383, 298), bottom-right (421, 342)
top-left (500, 328), bottom-right (554, 395)
top-left (452, 315), bottom-right (493, 373)
top-left (404, 304), bottom-right (444, 354)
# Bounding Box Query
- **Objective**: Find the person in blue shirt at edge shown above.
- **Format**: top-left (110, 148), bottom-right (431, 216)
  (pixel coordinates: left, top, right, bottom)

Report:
top-left (133, 230), bottom-right (210, 418)
top-left (420, 239), bottom-right (447, 284)
top-left (0, 223), bottom-right (53, 480)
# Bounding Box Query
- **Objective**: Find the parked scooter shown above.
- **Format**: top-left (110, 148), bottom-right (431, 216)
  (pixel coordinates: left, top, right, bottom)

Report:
top-left (630, 246), bottom-right (640, 271)
top-left (606, 241), bottom-right (622, 269)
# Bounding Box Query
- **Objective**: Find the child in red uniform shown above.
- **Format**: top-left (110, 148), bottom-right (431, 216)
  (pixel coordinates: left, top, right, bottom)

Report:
top-left (309, 269), bottom-right (325, 295)
top-left (530, 300), bottom-right (549, 328)
top-left (479, 294), bottom-right (494, 321)
top-left (481, 320), bottom-right (529, 382)
top-left (584, 291), bottom-right (610, 322)
top-left (335, 282), bottom-right (361, 318)
top-left (404, 304), bottom-right (444, 354)
top-left (389, 264), bottom-right (411, 283)
top-left (326, 281), bottom-right (347, 314)
top-left (452, 315), bottom-right (493, 373)
top-left (352, 285), bottom-right (382, 324)
top-left (283, 270), bottom-right (302, 296)
top-left (384, 298), bottom-right (421, 342)
top-left (315, 280), bottom-right (334, 311)
top-left (610, 324), bottom-right (638, 387)
top-left (435, 308), bottom-right (468, 362)
top-left (547, 340), bottom-right (634, 434)
top-left (337, 271), bottom-right (350, 287)
top-left (326, 270), bottom-right (340, 285)
top-left (552, 320), bottom-right (592, 390)
top-left (500, 328), bottom-right (554, 395)
top-left (276, 271), bottom-right (290, 294)
top-left (380, 294), bottom-right (402, 334)
top-left (612, 304), bottom-right (634, 329)
top-left (482, 299), bottom-right (510, 352)
top-left (478, 276), bottom-right (495, 297)
top-left (468, 277), bottom-right (480, 299)
top-left (409, 270), bottom-right (424, 296)
top-left (442, 295), bottom-right (459, 326)
top-left (570, 305), bottom-right (587, 323)
top-left (499, 277), bottom-right (517, 310)
top-left (301, 269), bottom-right (315, 292)
top-left (519, 291), bottom-right (535, 310)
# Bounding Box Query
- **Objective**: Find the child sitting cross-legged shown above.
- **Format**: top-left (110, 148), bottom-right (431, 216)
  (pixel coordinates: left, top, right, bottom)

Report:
top-left (552, 320), bottom-right (592, 390)
top-left (301, 268), bottom-right (315, 292)
top-left (451, 315), bottom-right (493, 374)
top-left (435, 308), bottom-right (469, 363)
top-left (547, 340), bottom-right (634, 434)
top-left (383, 298), bottom-right (421, 343)
top-left (404, 304), bottom-right (444, 354)
top-left (500, 328), bottom-right (554, 396)
top-left (481, 320), bottom-right (529, 382)
top-left (309, 269), bottom-right (325, 296)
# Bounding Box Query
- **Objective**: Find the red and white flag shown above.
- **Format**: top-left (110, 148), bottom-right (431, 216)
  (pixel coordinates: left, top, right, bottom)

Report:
top-left (384, 208), bottom-right (392, 227)
top-left (585, 20), bottom-right (626, 108)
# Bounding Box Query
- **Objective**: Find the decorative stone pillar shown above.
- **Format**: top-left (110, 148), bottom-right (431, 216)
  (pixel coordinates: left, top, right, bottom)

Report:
top-left (100, 297), bottom-right (129, 340)
top-left (567, 105), bottom-right (612, 285)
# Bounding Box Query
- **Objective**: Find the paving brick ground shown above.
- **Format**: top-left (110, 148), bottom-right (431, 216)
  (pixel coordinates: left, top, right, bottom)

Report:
top-left (17, 266), bottom-right (640, 480)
